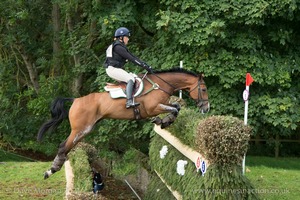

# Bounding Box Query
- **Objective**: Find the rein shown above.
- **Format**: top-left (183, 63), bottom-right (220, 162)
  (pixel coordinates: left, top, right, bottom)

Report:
top-left (139, 72), bottom-right (174, 96)
top-left (189, 79), bottom-right (209, 105)
top-left (148, 73), bottom-right (176, 96)
top-left (142, 72), bottom-right (208, 103)
top-left (151, 73), bottom-right (177, 91)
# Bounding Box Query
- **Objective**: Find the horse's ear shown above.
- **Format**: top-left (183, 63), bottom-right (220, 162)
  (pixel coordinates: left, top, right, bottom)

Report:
top-left (199, 73), bottom-right (205, 78)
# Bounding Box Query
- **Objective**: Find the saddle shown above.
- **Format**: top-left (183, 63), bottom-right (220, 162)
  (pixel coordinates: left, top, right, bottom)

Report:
top-left (104, 77), bottom-right (144, 99)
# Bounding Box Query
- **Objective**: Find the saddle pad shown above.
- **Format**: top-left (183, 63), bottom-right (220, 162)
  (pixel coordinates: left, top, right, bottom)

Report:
top-left (104, 78), bottom-right (143, 99)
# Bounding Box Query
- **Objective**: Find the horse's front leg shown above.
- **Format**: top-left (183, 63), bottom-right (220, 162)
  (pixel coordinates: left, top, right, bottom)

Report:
top-left (151, 102), bottom-right (181, 129)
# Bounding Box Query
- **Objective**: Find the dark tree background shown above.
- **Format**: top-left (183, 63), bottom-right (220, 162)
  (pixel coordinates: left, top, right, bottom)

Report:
top-left (0, 0), bottom-right (299, 156)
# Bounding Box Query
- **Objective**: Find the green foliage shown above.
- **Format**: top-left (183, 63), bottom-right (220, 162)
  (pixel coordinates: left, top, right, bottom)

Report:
top-left (144, 174), bottom-right (176, 200)
top-left (69, 144), bottom-right (94, 192)
top-left (195, 116), bottom-right (251, 167)
top-left (166, 107), bottom-right (207, 148)
top-left (152, 0), bottom-right (300, 140)
top-left (112, 148), bottom-right (142, 177)
top-left (198, 165), bottom-right (258, 200)
top-left (149, 133), bottom-right (258, 200)
top-left (86, 119), bottom-right (152, 154)
top-left (0, 149), bottom-right (34, 162)
top-left (149, 135), bottom-right (203, 199)
top-left (75, 142), bottom-right (98, 162)
top-left (0, 0), bottom-right (299, 156)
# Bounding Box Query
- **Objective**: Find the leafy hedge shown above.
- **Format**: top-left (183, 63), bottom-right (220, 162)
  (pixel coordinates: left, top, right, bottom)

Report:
top-left (147, 135), bottom-right (201, 199)
top-left (195, 115), bottom-right (251, 167)
top-left (166, 107), bottom-right (206, 149)
top-left (148, 108), bottom-right (258, 199)
top-left (68, 143), bottom-right (97, 193)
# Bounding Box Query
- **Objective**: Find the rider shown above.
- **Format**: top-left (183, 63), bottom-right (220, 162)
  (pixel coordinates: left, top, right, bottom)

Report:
top-left (104, 27), bottom-right (153, 109)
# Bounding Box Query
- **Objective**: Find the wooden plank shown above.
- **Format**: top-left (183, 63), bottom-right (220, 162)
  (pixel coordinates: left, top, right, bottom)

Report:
top-left (65, 160), bottom-right (74, 199)
top-left (154, 125), bottom-right (209, 167)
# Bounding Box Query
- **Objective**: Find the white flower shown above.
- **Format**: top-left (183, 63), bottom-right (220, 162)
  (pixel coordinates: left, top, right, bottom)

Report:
top-left (159, 145), bottom-right (168, 159)
top-left (177, 160), bottom-right (188, 176)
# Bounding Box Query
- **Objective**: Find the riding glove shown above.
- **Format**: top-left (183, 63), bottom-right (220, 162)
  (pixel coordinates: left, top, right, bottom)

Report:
top-left (142, 62), bottom-right (153, 73)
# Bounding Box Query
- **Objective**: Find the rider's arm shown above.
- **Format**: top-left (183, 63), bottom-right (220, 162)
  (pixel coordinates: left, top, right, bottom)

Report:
top-left (114, 45), bottom-right (145, 67)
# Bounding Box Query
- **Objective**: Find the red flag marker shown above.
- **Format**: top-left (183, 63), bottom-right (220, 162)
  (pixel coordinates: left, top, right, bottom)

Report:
top-left (246, 73), bottom-right (254, 86)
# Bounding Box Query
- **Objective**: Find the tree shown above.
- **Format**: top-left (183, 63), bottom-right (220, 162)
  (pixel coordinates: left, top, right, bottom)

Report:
top-left (149, 0), bottom-right (300, 138)
top-left (0, 0), bottom-right (299, 155)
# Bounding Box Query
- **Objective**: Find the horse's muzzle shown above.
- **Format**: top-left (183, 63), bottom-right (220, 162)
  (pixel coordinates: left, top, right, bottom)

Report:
top-left (198, 101), bottom-right (210, 114)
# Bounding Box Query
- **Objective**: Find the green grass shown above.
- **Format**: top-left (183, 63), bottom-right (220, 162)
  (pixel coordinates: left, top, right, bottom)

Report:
top-left (0, 149), bottom-right (65, 199)
top-left (246, 156), bottom-right (300, 200)
top-left (1, 150), bottom-right (299, 200)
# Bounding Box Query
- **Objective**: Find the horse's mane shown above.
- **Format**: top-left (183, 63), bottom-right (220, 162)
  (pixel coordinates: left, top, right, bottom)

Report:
top-left (153, 67), bottom-right (198, 77)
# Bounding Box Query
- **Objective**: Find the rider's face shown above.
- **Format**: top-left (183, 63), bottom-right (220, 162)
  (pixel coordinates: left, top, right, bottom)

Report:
top-left (123, 36), bottom-right (129, 45)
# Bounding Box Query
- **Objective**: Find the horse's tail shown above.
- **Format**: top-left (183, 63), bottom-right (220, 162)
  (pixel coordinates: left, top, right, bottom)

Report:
top-left (37, 97), bottom-right (74, 142)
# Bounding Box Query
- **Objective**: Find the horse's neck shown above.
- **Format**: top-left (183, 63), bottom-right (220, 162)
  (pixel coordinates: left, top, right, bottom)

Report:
top-left (148, 73), bottom-right (193, 90)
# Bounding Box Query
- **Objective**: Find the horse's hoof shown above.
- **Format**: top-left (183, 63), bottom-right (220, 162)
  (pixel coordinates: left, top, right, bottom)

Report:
top-left (44, 172), bottom-right (49, 179)
top-left (161, 122), bottom-right (170, 129)
top-left (151, 117), bottom-right (162, 125)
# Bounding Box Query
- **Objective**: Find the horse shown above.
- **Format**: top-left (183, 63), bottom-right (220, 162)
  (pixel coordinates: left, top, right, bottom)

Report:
top-left (37, 68), bottom-right (209, 179)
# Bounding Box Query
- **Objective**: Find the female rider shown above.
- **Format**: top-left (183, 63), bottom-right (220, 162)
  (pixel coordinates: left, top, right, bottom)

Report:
top-left (104, 27), bottom-right (153, 108)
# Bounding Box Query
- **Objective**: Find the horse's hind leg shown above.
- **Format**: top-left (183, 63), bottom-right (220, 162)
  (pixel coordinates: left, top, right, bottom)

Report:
top-left (44, 140), bottom-right (68, 179)
top-left (43, 94), bottom-right (102, 179)
top-left (44, 127), bottom-right (93, 179)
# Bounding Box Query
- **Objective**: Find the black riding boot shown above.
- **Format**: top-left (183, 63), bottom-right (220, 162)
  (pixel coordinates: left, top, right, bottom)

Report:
top-left (125, 80), bottom-right (140, 109)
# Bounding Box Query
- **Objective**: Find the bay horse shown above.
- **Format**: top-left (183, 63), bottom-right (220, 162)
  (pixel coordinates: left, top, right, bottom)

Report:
top-left (37, 68), bottom-right (209, 179)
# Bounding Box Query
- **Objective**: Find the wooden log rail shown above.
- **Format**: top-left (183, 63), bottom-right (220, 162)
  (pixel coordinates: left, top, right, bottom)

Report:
top-left (153, 124), bottom-right (210, 199)
top-left (154, 125), bottom-right (209, 168)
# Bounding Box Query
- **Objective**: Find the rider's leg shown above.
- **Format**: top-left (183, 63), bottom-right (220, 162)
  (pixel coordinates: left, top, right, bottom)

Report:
top-left (105, 67), bottom-right (140, 108)
top-left (126, 80), bottom-right (140, 108)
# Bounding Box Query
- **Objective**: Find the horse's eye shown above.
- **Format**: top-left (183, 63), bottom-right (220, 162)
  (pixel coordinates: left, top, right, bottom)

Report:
top-left (202, 88), bottom-right (207, 92)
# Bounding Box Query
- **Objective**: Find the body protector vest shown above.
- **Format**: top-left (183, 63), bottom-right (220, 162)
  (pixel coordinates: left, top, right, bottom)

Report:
top-left (104, 40), bottom-right (128, 68)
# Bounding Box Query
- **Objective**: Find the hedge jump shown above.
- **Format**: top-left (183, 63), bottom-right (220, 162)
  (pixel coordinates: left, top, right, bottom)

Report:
top-left (154, 124), bottom-right (209, 173)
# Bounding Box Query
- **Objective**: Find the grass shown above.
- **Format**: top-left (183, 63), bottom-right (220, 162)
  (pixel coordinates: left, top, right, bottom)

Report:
top-left (1, 149), bottom-right (299, 200)
top-left (246, 156), bottom-right (300, 200)
top-left (0, 149), bottom-right (65, 200)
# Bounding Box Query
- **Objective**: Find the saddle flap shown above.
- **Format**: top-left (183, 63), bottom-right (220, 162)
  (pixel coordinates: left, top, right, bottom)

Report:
top-left (104, 82), bottom-right (126, 91)
top-left (104, 78), bottom-right (143, 99)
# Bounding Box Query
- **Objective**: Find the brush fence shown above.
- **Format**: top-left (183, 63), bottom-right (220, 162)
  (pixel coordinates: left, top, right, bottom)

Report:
top-left (148, 115), bottom-right (258, 200)
top-left (151, 124), bottom-right (209, 199)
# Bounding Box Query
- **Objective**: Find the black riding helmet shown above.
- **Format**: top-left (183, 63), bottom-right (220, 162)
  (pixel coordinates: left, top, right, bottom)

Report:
top-left (114, 27), bottom-right (131, 38)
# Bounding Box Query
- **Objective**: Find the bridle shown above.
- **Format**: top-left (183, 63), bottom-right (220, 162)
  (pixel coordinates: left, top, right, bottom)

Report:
top-left (142, 72), bottom-right (209, 106)
top-left (189, 78), bottom-right (209, 106)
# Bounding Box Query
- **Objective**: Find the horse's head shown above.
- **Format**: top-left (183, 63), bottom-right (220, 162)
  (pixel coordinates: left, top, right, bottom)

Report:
top-left (188, 74), bottom-right (210, 113)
